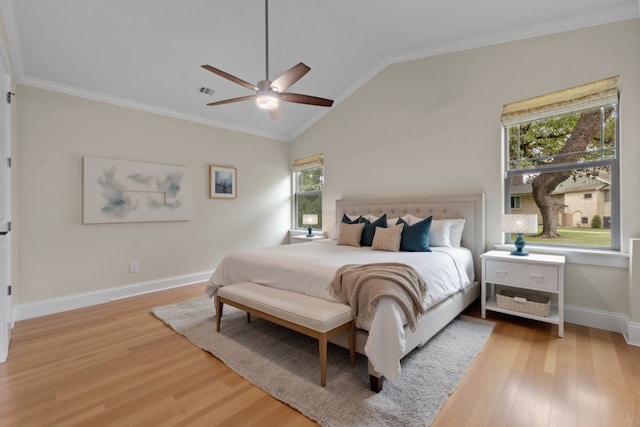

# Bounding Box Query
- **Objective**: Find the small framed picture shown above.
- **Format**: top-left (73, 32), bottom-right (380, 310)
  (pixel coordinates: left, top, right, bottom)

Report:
top-left (209, 165), bottom-right (237, 199)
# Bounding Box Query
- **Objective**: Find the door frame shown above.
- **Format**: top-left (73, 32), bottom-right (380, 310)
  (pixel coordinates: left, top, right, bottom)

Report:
top-left (0, 58), bottom-right (13, 363)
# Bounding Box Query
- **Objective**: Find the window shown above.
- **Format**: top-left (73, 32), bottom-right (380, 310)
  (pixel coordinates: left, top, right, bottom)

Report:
top-left (502, 76), bottom-right (620, 249)
top-left (510, 196), bottom-right (521, 210)
top-left (292, 154), bottom-right (323, 230)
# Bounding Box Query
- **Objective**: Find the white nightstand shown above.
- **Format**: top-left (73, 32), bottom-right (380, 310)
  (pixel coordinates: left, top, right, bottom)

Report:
top-left (289, 234), bottom-right (327, 244)
top-left (480, 250), bottom-right (565, 337)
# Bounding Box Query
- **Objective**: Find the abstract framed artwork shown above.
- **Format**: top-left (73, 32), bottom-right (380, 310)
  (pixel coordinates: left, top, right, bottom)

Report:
top-left (83, 156), bottom-right (192, 224)
top-left (209, 165), bottom-right (237, 199)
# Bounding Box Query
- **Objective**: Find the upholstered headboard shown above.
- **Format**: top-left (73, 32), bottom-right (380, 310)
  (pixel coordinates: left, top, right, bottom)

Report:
top-left (335, 193), bottom-right (485, 280)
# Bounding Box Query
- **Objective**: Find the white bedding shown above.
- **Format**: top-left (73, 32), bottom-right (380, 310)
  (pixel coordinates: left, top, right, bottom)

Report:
top-left (207, 239), bottom-right (474, 381)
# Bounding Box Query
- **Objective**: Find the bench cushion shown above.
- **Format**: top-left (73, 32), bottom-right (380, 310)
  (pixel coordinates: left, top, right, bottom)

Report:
top-left (217, 282), bottom-right (352, 333)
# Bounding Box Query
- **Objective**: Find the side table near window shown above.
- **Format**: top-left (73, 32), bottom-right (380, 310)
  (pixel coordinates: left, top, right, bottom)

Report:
top-left (289, 235), bottom-right (327, 244)
top-left (481, 250), bottom-right (565, 337)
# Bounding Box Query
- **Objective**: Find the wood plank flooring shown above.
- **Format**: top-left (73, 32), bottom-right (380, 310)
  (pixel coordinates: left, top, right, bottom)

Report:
top-left (433, 308), bottom-right (640, 427)
top-left (1, 283), bottom-right (638, 426)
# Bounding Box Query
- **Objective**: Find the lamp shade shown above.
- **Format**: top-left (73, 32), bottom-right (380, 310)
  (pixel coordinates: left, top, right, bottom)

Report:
top-left (502, 214), bottom-right (538, 233)
top-left (302, 214), bottom-right (318, 226)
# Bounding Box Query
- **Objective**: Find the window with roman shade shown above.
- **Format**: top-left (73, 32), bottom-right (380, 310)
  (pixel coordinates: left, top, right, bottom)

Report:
top-left (502, 76), bottom-right (620, 250)
top-left (293, 154), bottom-right (323, 230)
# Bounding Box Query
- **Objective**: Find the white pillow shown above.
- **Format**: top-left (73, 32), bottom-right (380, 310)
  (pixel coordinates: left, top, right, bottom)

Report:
top-left (430, 219), bottom-right (453, 247)
top-left (409, 216), bottom-right (466, 247)
top-left (407, 214), bottom-right (424, 226)
top-left (386, 217), bottom-right (399, 226)
top-left (448, 219), bottom-right (466, 247)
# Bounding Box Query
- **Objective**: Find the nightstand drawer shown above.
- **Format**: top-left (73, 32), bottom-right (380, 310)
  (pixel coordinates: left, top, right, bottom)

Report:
top-left (485, 260), bottom-right (559, 291)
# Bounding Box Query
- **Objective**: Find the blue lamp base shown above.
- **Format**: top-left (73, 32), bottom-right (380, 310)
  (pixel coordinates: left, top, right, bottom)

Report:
top-left (306, 226), bottom-right (314, 237)
top-left (511, 232), bottom-right (529, 256)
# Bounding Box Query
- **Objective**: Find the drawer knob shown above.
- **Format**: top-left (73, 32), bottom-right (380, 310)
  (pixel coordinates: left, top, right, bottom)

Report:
top-left (495, 270), bottom-right (508, 276)
top-left (530, 274), bottom-right (544, 281)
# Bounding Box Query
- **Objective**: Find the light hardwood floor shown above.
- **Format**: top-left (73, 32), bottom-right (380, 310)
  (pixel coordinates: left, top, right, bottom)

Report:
top-left (1, 283), bottom-right (638, 426)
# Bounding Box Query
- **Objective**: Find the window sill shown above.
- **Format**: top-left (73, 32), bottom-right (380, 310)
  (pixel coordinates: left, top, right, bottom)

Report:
top-left (289, 229), bottom-right (328, 238)
top-left (494, 244), bottom-right (628, 269)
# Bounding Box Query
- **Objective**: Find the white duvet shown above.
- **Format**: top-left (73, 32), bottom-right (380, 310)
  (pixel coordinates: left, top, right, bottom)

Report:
top-left (207, 239), bottom-right (474, 381)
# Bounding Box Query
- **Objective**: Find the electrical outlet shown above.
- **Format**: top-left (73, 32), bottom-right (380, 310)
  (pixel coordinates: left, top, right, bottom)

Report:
top-left (129, 261), bottom-right (139, 273)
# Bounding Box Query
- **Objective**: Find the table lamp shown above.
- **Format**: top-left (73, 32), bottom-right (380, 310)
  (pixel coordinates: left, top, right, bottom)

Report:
top-left (302, 214), bottom-right (318, 237)
top-left (502, 214), bottom-right (538, 256)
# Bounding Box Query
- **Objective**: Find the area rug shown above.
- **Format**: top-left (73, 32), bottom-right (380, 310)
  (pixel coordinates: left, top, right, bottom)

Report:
top-left (153, 296), bottom-right (494, 427)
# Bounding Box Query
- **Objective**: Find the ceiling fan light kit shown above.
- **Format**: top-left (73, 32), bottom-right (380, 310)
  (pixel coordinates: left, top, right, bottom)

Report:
top-left (256, 80), bottom-right (279, 109)
top-left (201, 0), bottom-right (333, 120)
top-left (256, 94), bottom-right (279, 110)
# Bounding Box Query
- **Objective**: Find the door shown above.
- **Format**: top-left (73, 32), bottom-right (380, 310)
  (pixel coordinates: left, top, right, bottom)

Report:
top-left (0, 66), bottom-right (12, 362)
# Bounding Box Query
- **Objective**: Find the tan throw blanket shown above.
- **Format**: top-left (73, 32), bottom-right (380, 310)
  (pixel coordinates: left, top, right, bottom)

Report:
top-left (331, 262), bottom-right (428, 331)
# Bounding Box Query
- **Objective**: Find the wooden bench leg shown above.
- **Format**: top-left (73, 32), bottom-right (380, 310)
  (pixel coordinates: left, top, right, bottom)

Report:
top-left (319, 333), bottom-right (328, 387)
top-left (215, 297), bottom-right (223, 332)
top-left (348, 322), bottom-right (356, 367)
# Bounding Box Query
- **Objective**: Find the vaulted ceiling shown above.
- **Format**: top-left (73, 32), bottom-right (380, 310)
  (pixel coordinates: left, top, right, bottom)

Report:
top-left (1, 0), bottom-right (638, 141)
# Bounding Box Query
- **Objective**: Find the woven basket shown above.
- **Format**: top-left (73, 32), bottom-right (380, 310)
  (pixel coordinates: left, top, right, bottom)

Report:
top-left (496, 289), bottom-right (550, 317)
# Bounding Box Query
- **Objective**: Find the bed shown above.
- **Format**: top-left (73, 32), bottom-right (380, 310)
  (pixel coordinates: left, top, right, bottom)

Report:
top-left (207, 193), bottom-right (485, 391)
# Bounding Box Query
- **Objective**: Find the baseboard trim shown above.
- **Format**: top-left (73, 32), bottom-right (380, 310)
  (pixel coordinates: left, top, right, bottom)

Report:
top-left (624, 319), bottom-right (640, 346)
top-left (12, 277), bottom-right (640, 347)
top-left (13, 271), bottom-right (213, 321)
top-left (565, 304), bottom-right (639, 346)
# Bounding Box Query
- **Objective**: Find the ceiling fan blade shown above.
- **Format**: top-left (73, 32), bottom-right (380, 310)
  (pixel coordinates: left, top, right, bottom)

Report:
top-left (270, 62), bottom-right (310, 92)
top-left (206, 95), bottom-right (257, 106)
top-left (268, 107), bottom-right (281, 120)
top-left (202, 65), bottom-right (259, 91)
top-left (280, 92), bottom-right (334, 107)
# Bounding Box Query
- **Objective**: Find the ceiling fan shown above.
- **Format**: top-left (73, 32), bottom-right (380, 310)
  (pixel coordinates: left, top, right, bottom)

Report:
top-left (201, 0), bottom-right (334, 120)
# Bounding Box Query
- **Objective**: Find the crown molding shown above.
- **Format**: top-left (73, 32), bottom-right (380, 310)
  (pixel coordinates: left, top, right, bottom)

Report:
top-left (18, 76), bottom-right (289, 141)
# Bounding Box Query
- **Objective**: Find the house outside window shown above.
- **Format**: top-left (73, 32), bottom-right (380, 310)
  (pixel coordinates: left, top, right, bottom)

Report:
top-left (502, 76), bottom-right (620, 250)
top-left (292, 154), bottom-right (323, 230)
top-left (510, 196), bottom-right (521, 210)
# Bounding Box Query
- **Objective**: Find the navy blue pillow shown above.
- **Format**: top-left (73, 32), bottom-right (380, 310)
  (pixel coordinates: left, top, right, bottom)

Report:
top-left (398, 216), bottom-right (432, 252)
top-left (359, 214), bottom-right (387, 247)
top-left (341, 213), bottom-right (361, 224)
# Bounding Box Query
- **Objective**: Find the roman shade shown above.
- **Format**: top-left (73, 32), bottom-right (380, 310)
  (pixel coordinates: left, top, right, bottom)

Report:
top-left (501, 76), bottom-right (620, 126)
top-left (292, 153), bottom-right (323, 171)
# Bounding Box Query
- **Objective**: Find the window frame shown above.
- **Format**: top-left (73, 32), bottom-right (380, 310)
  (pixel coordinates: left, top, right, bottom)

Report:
top-left (292, 154), bottom-right (324, 231)
top-left (502, 78), bottom-right (621, 252)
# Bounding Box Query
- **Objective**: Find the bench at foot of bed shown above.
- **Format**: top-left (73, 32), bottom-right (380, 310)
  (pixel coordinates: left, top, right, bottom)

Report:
top-left (215, 281), bottom-right (356, 387)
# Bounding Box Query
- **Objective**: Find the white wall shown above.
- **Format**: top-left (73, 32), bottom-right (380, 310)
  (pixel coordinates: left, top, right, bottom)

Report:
top-left (293, 19), bottom-right (640, 319)
top-left (16, 85), bottom-right (291, 305)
